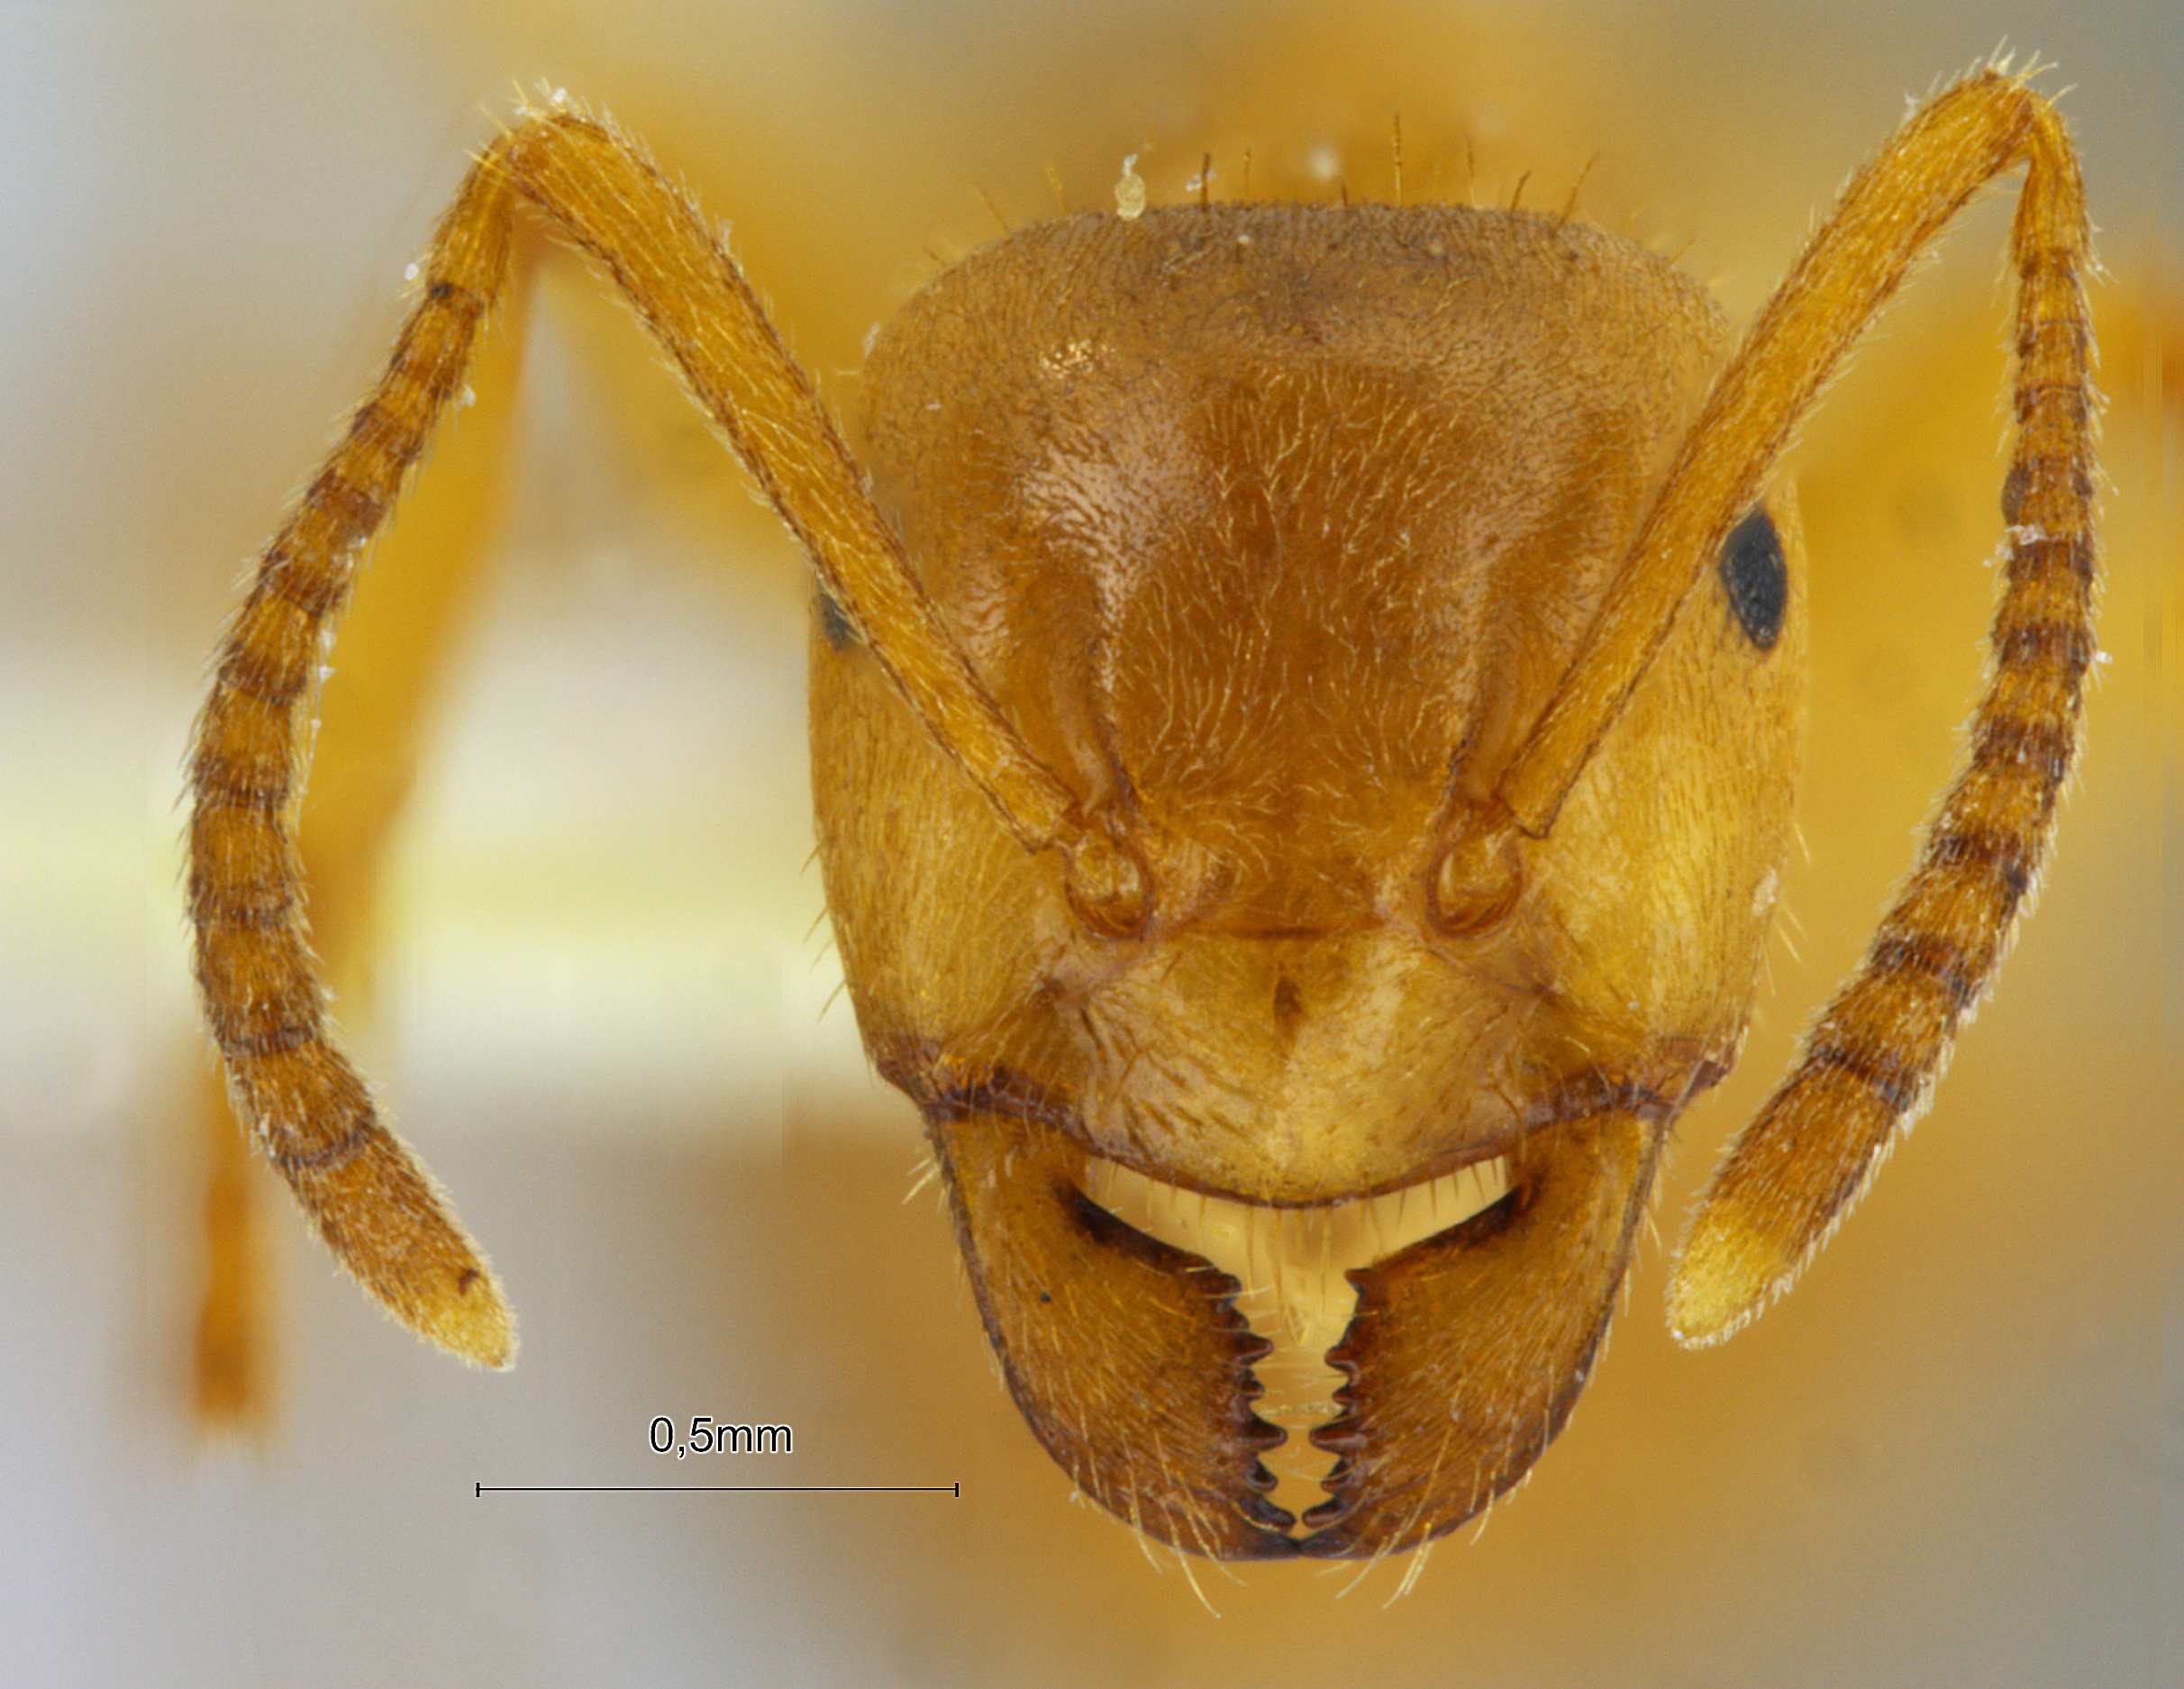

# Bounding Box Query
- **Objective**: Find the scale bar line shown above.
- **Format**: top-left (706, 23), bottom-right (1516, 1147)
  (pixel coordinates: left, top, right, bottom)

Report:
top-left (476, 1483), bottom-right (960, 1495)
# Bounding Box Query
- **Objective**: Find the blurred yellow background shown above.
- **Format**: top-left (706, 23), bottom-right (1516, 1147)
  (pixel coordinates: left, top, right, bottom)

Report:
top-left (0, 1), bottom-right (2173, 1684)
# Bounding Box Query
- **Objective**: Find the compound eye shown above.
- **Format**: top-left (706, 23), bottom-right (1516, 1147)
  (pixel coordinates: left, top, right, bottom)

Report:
top-left (1427, 827), bottom-right (1523, 938)
top-left (1718, 508), bottom-right (1788, 651)
top-left (1065, 830), bottom-right (1153, 940)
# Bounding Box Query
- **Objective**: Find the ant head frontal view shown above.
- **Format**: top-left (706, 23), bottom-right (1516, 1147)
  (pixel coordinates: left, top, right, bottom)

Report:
top-left (189, 59), bottom-right (2098, 1561)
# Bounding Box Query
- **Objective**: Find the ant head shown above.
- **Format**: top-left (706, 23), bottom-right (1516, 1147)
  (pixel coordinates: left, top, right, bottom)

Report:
top-left (811, 201), bottom-right (1816, 1556)
top-left (190, 69), bottom-right (2087, 1560)
top-left (821, 204), bottom-right (1803, 1204)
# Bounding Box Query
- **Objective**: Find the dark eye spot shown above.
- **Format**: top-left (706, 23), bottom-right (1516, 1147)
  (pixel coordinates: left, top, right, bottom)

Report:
top-left (815, 588), bottom-right (859, 650)
top-left (1718, 508), bottom-right (1787, 651)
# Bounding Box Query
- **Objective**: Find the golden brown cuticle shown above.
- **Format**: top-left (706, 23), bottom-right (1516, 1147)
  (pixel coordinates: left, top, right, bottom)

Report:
top-left (191, 61), bottom-right (2098, 1560)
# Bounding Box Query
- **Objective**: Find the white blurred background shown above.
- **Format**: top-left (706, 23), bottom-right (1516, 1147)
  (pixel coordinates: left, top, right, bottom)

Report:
top-left (0, 2), bottom-right (2175, 1684)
